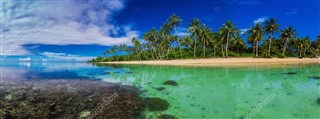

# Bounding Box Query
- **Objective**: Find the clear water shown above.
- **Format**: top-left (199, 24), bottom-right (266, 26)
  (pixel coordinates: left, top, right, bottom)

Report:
top-left (1, 61), bottom-right (320, 118)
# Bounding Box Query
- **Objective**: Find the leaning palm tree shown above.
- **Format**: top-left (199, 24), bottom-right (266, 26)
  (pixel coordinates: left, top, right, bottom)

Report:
top-left (168, 14), bottom-right (183, 58)
top-left (280, 26), bottom-right (296, 56)
top-left (264, 18), bottom-right (280, 57)
top-left (218, 20), bottom-right (237, 57)
top-left (119, 44), bottom-right (127, 54)
top-left (110, 45), bottom-right (118, 60)
top-left (247, 23), bottom-right (264, 57)
top-left (188, 18), bottom-right (202, 58)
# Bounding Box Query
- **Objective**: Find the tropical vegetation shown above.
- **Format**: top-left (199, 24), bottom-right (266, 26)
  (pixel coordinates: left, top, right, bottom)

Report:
top-left (90, 14), bottom-right (320, 62)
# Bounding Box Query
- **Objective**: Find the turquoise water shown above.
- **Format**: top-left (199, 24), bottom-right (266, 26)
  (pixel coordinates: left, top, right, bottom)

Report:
top-left (1, 62), bottom-right (320, 118)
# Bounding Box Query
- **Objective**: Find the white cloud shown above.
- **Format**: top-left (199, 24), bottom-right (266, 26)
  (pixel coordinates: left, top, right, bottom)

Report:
top-left (42, 52), bottom-right (94, 61)
top-left (285, 11), bottom-right (297, 16)
top-left (1, 0), bottom-right (138, 56)
top-left (238, 0), bottom-right (261, 5)
top-left (176, 27), bottom-right (189, 36)
top-left (253, 17), bottom-right (266, 24)
top-left (240, 28), bottom-right (249, 34)
top-left (225, 0), bottom-right (261, 5)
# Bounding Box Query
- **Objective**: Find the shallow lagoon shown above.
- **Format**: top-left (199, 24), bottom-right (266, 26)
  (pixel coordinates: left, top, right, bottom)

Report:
top-left (1, 62), bottom-right (319, 118)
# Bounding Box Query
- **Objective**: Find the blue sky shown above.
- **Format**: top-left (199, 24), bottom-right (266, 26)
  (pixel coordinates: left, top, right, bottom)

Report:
top-left (1, 0), bottom-right (319, 61)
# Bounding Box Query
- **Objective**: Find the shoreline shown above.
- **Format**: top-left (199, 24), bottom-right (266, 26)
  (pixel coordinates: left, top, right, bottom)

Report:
top-left (99, 58), bottom-right (320, 67)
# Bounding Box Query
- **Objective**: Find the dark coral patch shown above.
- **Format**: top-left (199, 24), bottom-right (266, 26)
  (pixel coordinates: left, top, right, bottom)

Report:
top-left (154, 87), bottom-right (165, 91)
top-left (163, 80), bottom-right (178, 86)
top-left (308, 76), bottom-right (320, 80)
top-left (145, 97), bottom-right (169, 111)
top-left (157, 114), bottom-right (178, 119)
top-left (284, 72), bottom-right (297, 75)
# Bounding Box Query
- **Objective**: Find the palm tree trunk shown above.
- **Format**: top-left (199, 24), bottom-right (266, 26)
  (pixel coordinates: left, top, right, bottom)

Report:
top-left (221, 45), bottom-right (225, 57)
top-left (225, 33), bottom-right (229, 58)
top-left (174, 25), bottom-right (183, 58)
top-left (252, 43), bottom-right (255, 54)
top-left (213, 46), bottom-right (216, 57)
top-left (194, 39), bottom-right (197, 58)
top-left (256, 41), bottom-right (259, 57)
top-left (268, 33), bottom-right (273, 57)
top-left (138, 52), bottom-right (141, 61)
top-left (151, 50), bottom-right (155, 60)
top-left (303, 48), bottom-right (307, 57)
top-left (282, 42), bottom-right (287, 56)
top-left (166, 48), bottom-right (170, 59)
top-left (299, 47), bottom-right (302, 58)
top-left (202, 37), bottom-right (205, 57)
top-left (204, 43), bottom-right (206, 57)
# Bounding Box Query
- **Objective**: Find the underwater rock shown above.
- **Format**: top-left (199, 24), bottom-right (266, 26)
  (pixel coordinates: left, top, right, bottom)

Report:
top-left (154, 87), bottom-right (165, 91)
top-left (308, 76), bottom-right (320, 80)
top-left (284, 72), bottom-right (297, 75)
top-left (157, 114), bottom-right (178, 119)
top-left (163, 80), bottom-right (178, 86)
top-left (145, 97), bottom-right (169, 111)
top-left (317, 98), bottom-right (320, 105)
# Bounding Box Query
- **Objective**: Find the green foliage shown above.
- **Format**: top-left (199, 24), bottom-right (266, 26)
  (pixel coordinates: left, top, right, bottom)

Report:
top-left (90, 15), bottom-right (320, 62)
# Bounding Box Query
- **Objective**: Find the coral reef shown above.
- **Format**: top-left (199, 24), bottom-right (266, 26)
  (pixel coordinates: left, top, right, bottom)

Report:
top-left (0, 79), bottom-right (144, 119)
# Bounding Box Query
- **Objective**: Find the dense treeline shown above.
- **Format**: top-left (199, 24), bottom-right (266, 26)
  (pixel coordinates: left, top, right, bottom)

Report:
top-left (91, 14), bottom-right (320, 62)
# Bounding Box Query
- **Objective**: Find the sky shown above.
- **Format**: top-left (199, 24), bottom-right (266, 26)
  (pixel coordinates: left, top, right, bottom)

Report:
top-left (0, 0), bottom-right (319, 61)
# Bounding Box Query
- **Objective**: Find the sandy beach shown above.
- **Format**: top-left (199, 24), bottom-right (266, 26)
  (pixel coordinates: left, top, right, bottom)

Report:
top-left (100, 58), bottom-right (320, 67)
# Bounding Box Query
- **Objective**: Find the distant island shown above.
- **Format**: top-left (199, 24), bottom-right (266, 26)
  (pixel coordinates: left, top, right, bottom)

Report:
top-left (90, 14), bottom-right (320, 62)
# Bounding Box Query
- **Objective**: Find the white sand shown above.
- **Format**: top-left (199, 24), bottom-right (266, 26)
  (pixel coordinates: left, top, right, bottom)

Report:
top-left (100, 58), bottom-right (320, 67)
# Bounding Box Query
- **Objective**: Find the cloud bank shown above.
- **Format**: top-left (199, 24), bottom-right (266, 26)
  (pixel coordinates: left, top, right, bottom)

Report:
top-left (1, 0), bottom-right (138, 56)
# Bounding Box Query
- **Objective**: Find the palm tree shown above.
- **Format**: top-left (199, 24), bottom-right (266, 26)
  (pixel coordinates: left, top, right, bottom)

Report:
top-left (131, 37), bottom-right (142, 60)
top-left (280, 26), bottom-right (296, 56)
top-left (189, 18), bottom-right (202, 58)
top-left (209, 32), bottom-right (220, 57)
top-left (264, 18), bottom-right (280, 57)
top-left (168, 14), bottom-right (183, 58)
top-left (231, 30), bottom-right (246, 55)
top-left (247, 23), bottom-right (264, 57)
top-left (119, 44), bottom-right (127, 54)
top-left (144, 28), bottom-right (161, 60)
top-left (160, 22), bottom-right (172, 57)
top-left (199, 27), bottom-right (212, 57)
top-left (218, 20), bottom-right (237, 57)
top-left (315, 35), bottom-right (320, 52)
top-left (181, 35), bottom-right (193, 48)
top-left (302, 37), bottom-right (311, 57)
top-left (294, 38), bottom-right (304, 58)
top-left (110, 45), bottom-right (117, 60)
